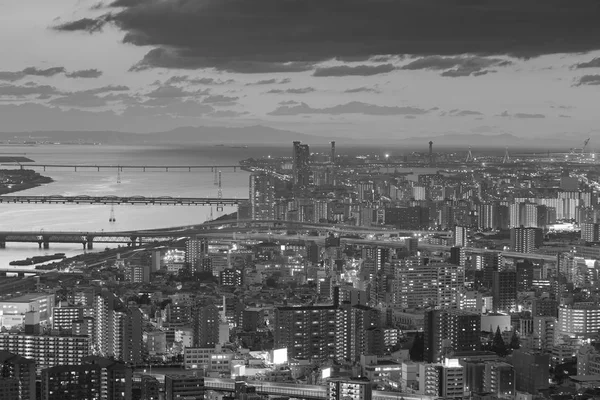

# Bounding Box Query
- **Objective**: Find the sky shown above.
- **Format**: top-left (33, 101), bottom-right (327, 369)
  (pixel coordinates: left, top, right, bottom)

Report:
top-left (1, 0), bottom-right (600, 141)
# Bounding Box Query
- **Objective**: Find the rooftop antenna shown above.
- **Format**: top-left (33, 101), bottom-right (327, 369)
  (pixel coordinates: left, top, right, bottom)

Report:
top-left (502, 147), bottom-right (510, 164)
top-left (465, 146), bottom-right (474, 163)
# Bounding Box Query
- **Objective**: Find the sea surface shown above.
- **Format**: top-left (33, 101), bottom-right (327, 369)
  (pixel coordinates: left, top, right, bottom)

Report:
top-left (0, 144), bottom-right (439, 269)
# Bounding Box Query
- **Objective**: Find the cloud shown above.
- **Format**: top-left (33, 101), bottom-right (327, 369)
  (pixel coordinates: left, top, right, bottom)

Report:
top-left (65, 69), bottom-right (103, 78)
top-left (145, 85), bottom-right (209, 98)
top-left (247, 78), bottom-right (291, 85)
top-left (575, 75), bottom-right (600, 86)
top-left (267, 87), bottom-right (315, 94)
top-left (54, 0), bottom-right (600, 71)
top-left (344, 87), bottom-right (380, 93)
top-left (54, 17), bottom-right (108, 33)
top-left (201, 95), bottom-right (239, 104)
top-left (50, 92), bottom-right (109, 108)
top-left (313, 64), bottom-right (395, 77)
top-left (0, 83), bottom-right (62, 97)
top-left (278, 100), bottom-right (300, 105)
top-left (209, 110), bottom-right (249, 118)
top-left (575, 57), bottom-right (600, 69)
top-left (268, 101), bottom-right (428, 116)
top-left (82, 85), bottom-right (130, 95)
top-left (22, 67), bottom-right (66, 77)
top-left (0, 72), bottom-right (26, 82)
top-left (402, 56), bottom-right (510, 77)
top-left (164, 76), bottom-right (234, 85)
top-left (449, 109), bottom-right (483, 117)
top-left (499, 111), bottom-right (545, 119)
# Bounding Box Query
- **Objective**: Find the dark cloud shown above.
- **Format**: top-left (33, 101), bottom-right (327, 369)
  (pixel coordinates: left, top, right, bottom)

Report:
top-left (499, 111), bottom-right (545, 119)
top-left (54, 0), bottom-right (600, 72)
top-left (313, 64), bottom-right (395, 77)
top-left (449, 109), bottom-right (484, 117)
top-left (575, 75), bottom-right (600, 86)
top-left (164, 76), bottom-right (235, 85)
top-left (210, 110), bottom-right (249, 118)
top-left (54, 17), bottom-right (108, 33)
top-left (403, 56), bottom-right (509, 77)
top-left (267, 87), bottom-right (315, 95)
top-left (575, 57), bottom-right (600, 69)
top-left (83, 85), bottom-right (130, 95)
top-left (50, 92), bottom-right (109, 108)
top-left (247, 78), bottom-right (291, 85)
top-left (278, 100), bottom-right (300, 105)
top-left (0, 71), bottom-right (26, 82)
top-left (201, 95), bottom-right (239, 104)
top-left (0, 84), bottom-right (61, 97)
top-left (344, 87), bottom-right (380, 93)
top-left (559, 114), bottom-right (572, 118)
top-left (22, 67), bottom-right (66, 77)
top-left (268, 101), bottom-right (428, 116)
top-left (65, 69), bottom-right (103, 78)
top-left (146, 85), bottom-right (209, 98)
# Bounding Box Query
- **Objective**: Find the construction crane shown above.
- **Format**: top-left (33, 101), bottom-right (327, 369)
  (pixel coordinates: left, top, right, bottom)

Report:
top-left (583, 138), bottom-right (591, 153)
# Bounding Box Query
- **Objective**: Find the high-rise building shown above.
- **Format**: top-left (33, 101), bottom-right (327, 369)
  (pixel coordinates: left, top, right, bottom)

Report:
top-left (330, 141), bottom-right (336, 163)
top-left (483, 362), bottom-right (514, 398)
top-left (52, 305), bottom-right (87, 332)
top-left (510, 227), bottom-right (543, 253)
top-left (512, 350), bottom-right (550, 394)
top-left (41, 356), bottom-right (132, 400)
top-left (185, 238), bottom-right (209, 269)
top-left (249, 172), bottom-right (275, 220)
top-left (581, 223), bottom-right (600, 242)
top-left (0, 333), bottom-right (90, 374)
top-left (292, 141), bottom-right (311, 190)
top-left (492, 271), bottom-right (517, 312)
top-left (334, 303), bottom-right (381, 364)
top-left (192, 302), bottom-right (220, 348)
top-left (165, 374), bottom-right (204, 400)
top-left (424, 309), bottom-right (481, 363)
top-left (126, 264), bottom-right (150, 283)
top-left (328, 377), bottom-right (372, 400)
top-left (557, 304), bottom-right (600, 342)
top-left (454, 226), bottom-right (468, 247)
top-left (0, 351), bottom-right (36, 400)
top-left (516, 261), bottom-right (534, 291)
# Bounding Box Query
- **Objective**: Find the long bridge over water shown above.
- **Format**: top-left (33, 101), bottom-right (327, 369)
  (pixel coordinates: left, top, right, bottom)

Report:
top-left (1, 163), bottom-right (243, 172)
top-left (0, 195), bottom-right (244, 206)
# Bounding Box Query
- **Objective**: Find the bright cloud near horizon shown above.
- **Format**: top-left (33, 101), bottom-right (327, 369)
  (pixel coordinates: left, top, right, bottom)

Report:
top-left (1, 0), bottom-right (600, 141)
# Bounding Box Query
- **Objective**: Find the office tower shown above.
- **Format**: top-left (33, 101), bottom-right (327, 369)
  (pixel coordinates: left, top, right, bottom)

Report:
top-left (335, 303), bottom-right (381, 364)
top-left (516, 261), bottom-right (534, 291)
top-left (484, 362), bottom-right (515, 398)
top-left (328, 377), bottom-right (372, 400)
top-left (424, 309), bottom-right (480, 363)
top-left (292, 141), bottom-right (311, 190)
top-left (454, 225), bottom-right (468, 247)
top-left (165, 374), bottom-right (204, 400)
top-left (512, 350), bottom-right (550, 394)
top-left (249, 172), bottom-right (275, 220)
top-left (0, 333), bottom-right (90, 374)
top-left (558, 304), bottom-right (600, 342)
top-left (331, 141), bottom-right (336, 162)
top-left (492, 271), bottom-right (517, 312)
top-left (581, 223), bottom-right (600, 242)
top-left (0, 351), bottom-right (36, 400)
top-left (510, 227), bottom-right (543, 253)
top-left (41, 357), bottom-right (132, 400)
top-left (429, 141), bottom-right (434, 165)
top-left (185, 238), bottom-right (209, 269)
top-left (192, 302), bottom-right (220, 348)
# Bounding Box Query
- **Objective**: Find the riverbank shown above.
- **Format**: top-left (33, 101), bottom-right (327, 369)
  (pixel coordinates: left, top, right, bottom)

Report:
top-left (0, 169), bottom-right (53, 195)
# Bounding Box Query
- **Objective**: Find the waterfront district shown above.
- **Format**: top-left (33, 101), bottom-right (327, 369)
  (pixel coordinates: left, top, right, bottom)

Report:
top-left (1, 141), bottom-right (600, 400)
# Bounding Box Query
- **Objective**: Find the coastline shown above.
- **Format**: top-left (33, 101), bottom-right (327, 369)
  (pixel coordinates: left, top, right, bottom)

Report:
top-left (0, 169), bottom-right (54, 195)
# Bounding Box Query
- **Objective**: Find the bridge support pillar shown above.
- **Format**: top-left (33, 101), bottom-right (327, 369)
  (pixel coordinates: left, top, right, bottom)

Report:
top-left (143, 167), bottom-right (146, 172)
top-left (87, 236), bottom-right (94, 250)
top-left (74, 166), bottom-right (77, 172)
top-left (43, 241), bottom-right (49, 249)
top-left (38, 241), bottom-right (42, 249)
top-left (166, 167), bottom-right (169, 172)
top-left (234, 166), bottom-right (237, 172)
top-left (97, 166), bottom-right (100, 172)
top-left (0, 241), bottom-right (5, 249)
top-left (43, 166), bottom-right (46, 172)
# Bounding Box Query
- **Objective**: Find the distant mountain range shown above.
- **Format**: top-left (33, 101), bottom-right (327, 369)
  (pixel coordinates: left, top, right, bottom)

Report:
top-left (0, 126), bottom-right (586, 150)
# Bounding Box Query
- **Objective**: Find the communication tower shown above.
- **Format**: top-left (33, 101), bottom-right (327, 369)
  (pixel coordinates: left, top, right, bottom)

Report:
top-left (465, 146), bottom-right (474, 163)
top-left (503, 147), bottom-right (510, 164)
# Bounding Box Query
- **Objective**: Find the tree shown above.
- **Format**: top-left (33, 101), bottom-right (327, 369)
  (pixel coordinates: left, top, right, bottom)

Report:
top-left (491, 326), bottom-right (508, 357)
top-left (409, 332), bottom-right (425, 361)
top-left (509, 328), bottom-right (521, 350)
